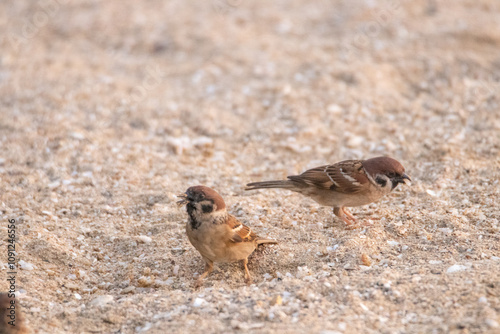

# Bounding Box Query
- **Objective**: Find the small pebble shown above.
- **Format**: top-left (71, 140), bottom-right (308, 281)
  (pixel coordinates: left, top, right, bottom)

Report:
top-left (193, 298), bottom-right (206, 307)
top-left (347, 135), bottom-right (364, 148)
top-left (359, 303), bottom-right (369, 311)
top-left (446, 264), bottom-right (468, 274)
top-left (19, 260), bottom-right (34, 271)
top-left (137, 236), bottom-right (152, 244)
top-left (121, 286), bottom-right (136, 294)
top-left (361, 253), bottom-right (372, 266)
top-left (426, 189), bottom-right (437, 197)
top-left (485, 319), bottom-right (499, 328)
top-left (137, 276), bottom-right (153, 287)
top-left (89, 295), bottom-right (114, 307)
top-left (270, 295), bottom-right (282, 306)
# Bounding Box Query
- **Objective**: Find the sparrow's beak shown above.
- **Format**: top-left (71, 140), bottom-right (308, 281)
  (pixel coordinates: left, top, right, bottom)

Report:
top-left (176, 193), bottom-right (189, 207)
top-left (401, 174), bottom-right (411, 186)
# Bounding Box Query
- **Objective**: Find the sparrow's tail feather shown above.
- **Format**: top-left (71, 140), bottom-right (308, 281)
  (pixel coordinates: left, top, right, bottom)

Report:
top-left (245, 180), bottom-right (295, 191)
top-left (256, 238), bottom-right (278, 245)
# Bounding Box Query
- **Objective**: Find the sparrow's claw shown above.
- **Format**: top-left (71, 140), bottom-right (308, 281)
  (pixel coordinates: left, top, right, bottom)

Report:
top-left (334, 207), bottom-right (357, 227)
top-left (194, 278), bottom-right (204, 289)
top-left (343, 208), bottom-right (357, 223)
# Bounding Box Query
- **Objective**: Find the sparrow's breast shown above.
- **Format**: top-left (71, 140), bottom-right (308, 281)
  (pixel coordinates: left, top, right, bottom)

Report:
top-left (186, 219), bottom-right (256, 262)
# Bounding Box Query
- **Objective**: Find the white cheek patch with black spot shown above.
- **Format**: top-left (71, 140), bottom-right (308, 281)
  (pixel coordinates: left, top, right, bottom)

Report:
top-left (374, 175), bottom-right (394, 191)
top-left (199, 200), bottom-right (214, 213)
top-left (375, 176), bottom-right (387, 187)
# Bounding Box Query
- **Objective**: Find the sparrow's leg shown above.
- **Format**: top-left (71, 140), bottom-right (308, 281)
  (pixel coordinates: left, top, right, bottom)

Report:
top-left (242, 258), bottom-right (252, 284)
top-left (195, 258), bottom-right (213, 287)
top-left (333, 207), bottom-right (355, 226)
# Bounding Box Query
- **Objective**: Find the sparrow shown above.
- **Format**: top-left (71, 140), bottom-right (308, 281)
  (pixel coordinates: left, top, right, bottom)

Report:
top-left (177, 185), bottom-right (277, 286)
top-left (246, 156), bottom-right (411, 226)
top-left (0, 293), bottom-right (29, 334)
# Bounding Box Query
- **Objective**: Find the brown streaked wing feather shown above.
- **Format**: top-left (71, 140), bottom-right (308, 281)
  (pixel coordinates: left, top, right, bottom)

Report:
top-left (324, 160), bottom-right (368, 194)
top-left (287, 160), bottom-right (368, 193)
top-left (226, 215), bottom-right (257, 243)
top-left (287, 165), bottom-right (333, 189)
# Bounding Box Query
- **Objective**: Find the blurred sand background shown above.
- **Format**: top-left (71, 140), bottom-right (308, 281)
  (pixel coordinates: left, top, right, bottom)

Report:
top-left (0, 0), bottom-right (499, 333)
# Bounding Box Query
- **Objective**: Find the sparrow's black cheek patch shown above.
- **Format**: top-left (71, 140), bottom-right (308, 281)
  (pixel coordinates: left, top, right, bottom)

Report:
top-left (202, 204), bottom-right (213, 213)
top-left (375, 176), bottom-right (387, 187)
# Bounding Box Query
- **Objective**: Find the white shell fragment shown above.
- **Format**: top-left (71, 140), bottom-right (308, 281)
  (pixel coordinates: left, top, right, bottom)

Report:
top-left (193, 298), bottom-right (206, 307)
top-left (18, 260), bottom-right (35, 271)
top-left (446, 265), bottom-right (469, 274)
top-left (89, 295), bottom-right (114, 307)
top-left (137, 235), bottom-right (152, 244)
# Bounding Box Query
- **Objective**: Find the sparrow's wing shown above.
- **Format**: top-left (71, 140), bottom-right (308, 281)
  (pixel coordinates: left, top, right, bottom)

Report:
top-left (226, 215), bottom-right (257, 243)
top-left (288, 160), bottom-right (369, 194)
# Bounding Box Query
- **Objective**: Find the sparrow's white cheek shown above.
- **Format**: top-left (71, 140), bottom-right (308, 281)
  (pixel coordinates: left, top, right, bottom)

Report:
top-left (375, 175), bottom-right (390, 188)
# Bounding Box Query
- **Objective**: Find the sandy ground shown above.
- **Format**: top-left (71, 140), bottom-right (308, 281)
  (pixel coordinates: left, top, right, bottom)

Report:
top-left (1, 0), bottom-right (500, 333)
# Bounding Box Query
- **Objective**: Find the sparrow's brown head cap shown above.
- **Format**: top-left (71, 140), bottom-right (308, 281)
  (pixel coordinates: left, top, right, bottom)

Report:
top-left (362, 156), bottom-right (405, 175)
top-left (183, 185), bottom-right (226, 211)
top-left (362, 156), bottom-right (411, 186)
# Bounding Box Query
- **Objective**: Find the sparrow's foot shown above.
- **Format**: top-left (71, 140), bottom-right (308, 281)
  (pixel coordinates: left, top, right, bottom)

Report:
top-left (194, 260), bottom-right (214, 288)
top-left (342, 208), bottom-right (357, 223)
top-left (242, 259), bottom-right (252, 285)
top-left (334, 207), bottom-right (357, 227)
top-left (342, 208), bottom-right (361, 229)
top-left (194, 278), bottom-right (204, 289)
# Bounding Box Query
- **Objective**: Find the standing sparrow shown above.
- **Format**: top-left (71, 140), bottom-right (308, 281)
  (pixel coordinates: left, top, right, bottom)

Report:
top-left (246, 156), bottom-right (411, 226)
top-left (177, 185), bottom-right (277, 286)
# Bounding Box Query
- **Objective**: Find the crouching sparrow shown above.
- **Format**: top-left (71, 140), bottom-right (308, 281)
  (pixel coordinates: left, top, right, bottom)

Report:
top-left (177, 185), bottom-right (277, 286)
top-left (246, 156), bottom-right (411, 226)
